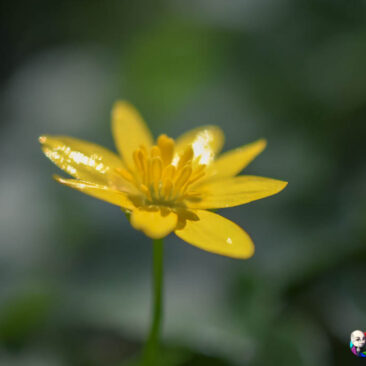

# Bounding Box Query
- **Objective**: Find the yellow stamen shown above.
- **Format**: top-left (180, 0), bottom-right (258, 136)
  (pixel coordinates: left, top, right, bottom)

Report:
top-left (140, 183), bottom-right (152, 201)
top-left (124, 135), bottom-right (204, 206)
top-left (162, 179), bottom-right (173, 199)
top-left (178, 147), bottom-right (194, 169)
top-left (151, 157), bottom-right (163, 193)
top-left (157, 134), bottom-right (174, 166)
top-left (163, 165), bottom-right (176, 181)
top-left (150, 145), bottom-right (160, 158)
top-left (174, 165), bottom-right (192, 191)
top-left (137, 149), bottom-right (148, 183)
top-left (188, 170), bottom-right (206, 185)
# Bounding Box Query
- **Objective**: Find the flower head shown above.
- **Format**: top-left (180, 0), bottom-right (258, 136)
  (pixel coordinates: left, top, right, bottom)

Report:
top-left (39, 101), bottom-right (287, 258)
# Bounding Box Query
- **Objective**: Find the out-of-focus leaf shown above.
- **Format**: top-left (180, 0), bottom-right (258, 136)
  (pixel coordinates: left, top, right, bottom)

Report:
top-left (123, 19), bottom-right (227, 121)
top-left (0, 291), bottom-right (55, 349)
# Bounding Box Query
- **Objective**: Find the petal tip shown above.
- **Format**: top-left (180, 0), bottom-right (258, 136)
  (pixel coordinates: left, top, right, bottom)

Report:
top-left (112, 100), bottom-right (132, 116)
top-left (229, 236), bottom-right (255, 259)
top-left (52, 174), bottom-right (64, 183)
top-left (271, 179), bottom-right (288, 196)
top-left (243, 243), bottom-right (255, 259)
top-left (38, 135), bottom-right (48, 144)
top-left (131, 219), bottom-right (168, 239)
top-left (147, 231), bottom-right (168, 240)
top-left (130, 208), bottom-right (178, 239)
top-left (251, 138), bottom-right (267, 155)
top-left (259, 138), bottom-right (267, 149)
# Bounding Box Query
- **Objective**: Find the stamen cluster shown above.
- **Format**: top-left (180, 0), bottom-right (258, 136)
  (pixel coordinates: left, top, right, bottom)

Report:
top-left (118, 134), bottom-right (206, 207)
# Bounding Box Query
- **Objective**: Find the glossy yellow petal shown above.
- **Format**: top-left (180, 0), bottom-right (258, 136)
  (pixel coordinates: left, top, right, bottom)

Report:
top-left (174, 126), bottom-right (224, 165)
top-left (189, 176), bottom-right (288, 209)
top-left (175, 209), bottom-right (254, 259)
top-left (206, 139), bottom-right (267, 180)
top-left (130, 207), bottom-right (178, 239)
top-left (39, 135), bottom-right (124, 186)
top-left (111, 101), bottom-right (154, 169)
top-left (54, 175), bottom-right (135, 210)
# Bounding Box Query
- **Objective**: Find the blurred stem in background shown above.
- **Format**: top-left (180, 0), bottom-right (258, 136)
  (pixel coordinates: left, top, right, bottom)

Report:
top-left (141, 238), bottom-right (164, 365)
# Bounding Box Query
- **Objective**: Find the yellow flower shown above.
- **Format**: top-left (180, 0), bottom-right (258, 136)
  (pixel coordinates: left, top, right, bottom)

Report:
top-left (39, 101), bottom-right (287, 259)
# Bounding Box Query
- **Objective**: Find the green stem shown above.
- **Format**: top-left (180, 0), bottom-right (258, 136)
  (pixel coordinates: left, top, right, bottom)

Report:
top-left (141, 238), bottom-right (164, 365)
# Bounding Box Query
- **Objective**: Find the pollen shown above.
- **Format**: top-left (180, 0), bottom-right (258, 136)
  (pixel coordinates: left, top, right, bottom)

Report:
top-left (118, 134), bottom-right (206, 207)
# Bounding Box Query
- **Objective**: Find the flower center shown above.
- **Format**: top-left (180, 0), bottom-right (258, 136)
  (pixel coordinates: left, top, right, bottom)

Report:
top-left (117, 134), bottom-right (205, 207)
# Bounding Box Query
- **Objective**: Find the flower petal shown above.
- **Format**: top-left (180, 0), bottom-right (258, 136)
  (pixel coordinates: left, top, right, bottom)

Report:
top-left (206, 139), bottom-right (267, 180)
top-left (188, 176), bottom-right (288, 209)
top-left (174, 126), bottom-right (224, 165)
top-left (130, 207), bottom-right (178, 239)
top-left (54, 175), bottom-right (135, 210)
top-left (175, 209), bottom-right (254, 259)
top-left (111, 101), bottom-right (154, 169)
top-left (39, 135), bottom-right (125, 186)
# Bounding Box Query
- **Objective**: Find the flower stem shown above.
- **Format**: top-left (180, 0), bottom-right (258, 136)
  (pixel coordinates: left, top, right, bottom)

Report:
top-left (141, 238), bottom-right (164, 365)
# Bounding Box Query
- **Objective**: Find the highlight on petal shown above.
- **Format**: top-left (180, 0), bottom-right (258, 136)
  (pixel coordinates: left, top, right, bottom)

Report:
top-left (174, 126), bottom-right (224, 165)
top-left (206, 139), bottom-right (267, 180)
top-left (111, 101), bottom-right (154, 169)
top-left (130, 207), bottom-right (178, 239)
top-left (54, 175), bottom-right (135, 210)
top-left (39, 135), bottom-right (125, 185)
top-left (175, 209), bottom-right (254, 259)
top-left (188, 176), bottom-right (288, 209)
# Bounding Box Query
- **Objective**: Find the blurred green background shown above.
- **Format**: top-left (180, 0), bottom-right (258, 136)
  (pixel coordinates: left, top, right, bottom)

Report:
top-left (1, 1), bottom-right (366, 365)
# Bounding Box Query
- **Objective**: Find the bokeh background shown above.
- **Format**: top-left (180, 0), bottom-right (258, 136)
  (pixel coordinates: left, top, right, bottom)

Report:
top-left (1, 1), bottom-right (366, 365)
